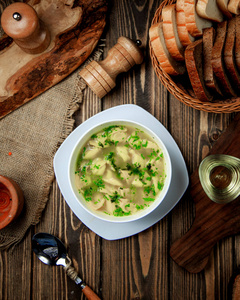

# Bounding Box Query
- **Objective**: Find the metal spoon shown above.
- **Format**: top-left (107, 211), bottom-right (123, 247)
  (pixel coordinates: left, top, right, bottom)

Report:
top-left (32, 232), bottom-right (101, 300)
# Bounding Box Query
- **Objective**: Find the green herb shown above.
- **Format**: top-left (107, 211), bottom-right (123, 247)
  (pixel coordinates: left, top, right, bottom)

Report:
top-left (143, 197), bottom-right (155, 202)
top-left (148, 150), bottom-right (158, 161)
top-left (142, 141), bottom-right (148, 148)
top-left (104, 139), bottom-right (115, 146)
top-left (141, 154), bottom-right (145, 160)
top-left (93, 164), bottom-right (100, 170)
top-left (93, 178), bottom-right (105, 189)
top-left (91, 134), bottom-right (98, 139)
top-left (136, 204), bottom-right (144, 210)
top-left (105, 152), bottom-right (114, 160)
top-left (103, 125), bottom-right (120, 136)
top-left (98, 142), bottom-right (104, 148)
top-left (109, 191), bottom-right (122, 203)
top-left (113, 207), bottom-right (131, 216)
top-left (158, 181), bottom-right (164, 190)
top-left (83, 187), bottom-right (93, 201)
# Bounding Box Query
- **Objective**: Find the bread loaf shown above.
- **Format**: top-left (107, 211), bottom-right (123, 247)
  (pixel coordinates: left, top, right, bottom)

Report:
top-left (149, 23), bottom-right (186, 76)
top-left (185, 39), bottom-right (213, 101)
top-left (211, 21), bottom-right (237, 97)
top-left (162, 4), bottom-right (185, 60)
top-left (203, 27), bottom-right (223, 96)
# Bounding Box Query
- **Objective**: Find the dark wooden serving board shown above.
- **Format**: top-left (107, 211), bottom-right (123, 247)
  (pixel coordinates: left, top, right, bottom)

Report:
top-left (0, 0), bottom-right (107, 119)
top-left (170, 113), bottom-right (240, 273)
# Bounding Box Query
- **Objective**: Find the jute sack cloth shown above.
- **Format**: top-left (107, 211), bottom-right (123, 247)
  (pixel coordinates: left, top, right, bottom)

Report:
top-left (0, 0), bottom-right (103, 249)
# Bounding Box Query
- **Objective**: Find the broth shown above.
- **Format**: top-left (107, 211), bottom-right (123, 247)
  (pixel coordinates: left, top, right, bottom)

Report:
top-left (75, 125), bottom-right (167, 217)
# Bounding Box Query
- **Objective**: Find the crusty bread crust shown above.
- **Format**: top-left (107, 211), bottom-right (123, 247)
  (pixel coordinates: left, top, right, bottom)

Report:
top-left (223, 17), bottom-right (240, 91)
top-left (149, 23), bottom-right (186, 76)
top-left (203, 27), bottom-right (223, 96)
top-left (228, 0), bottom-right (240, 14)
top-left (176, 0), bottom-right (195, 46)
top-left (196, 0), bottom-right (224, 22)
top-left (217, 0), bottom-right (232, 19)
top-left (235, 15), bottom-right (240, 71)
top-left (185, 39), bottom-right (213, 101)
top-left (211, 21), bottom-right (237, 97)
top-left (184, 0), bottom-right (212, 37)
top-left (162, 4), bottom-right (185, 60)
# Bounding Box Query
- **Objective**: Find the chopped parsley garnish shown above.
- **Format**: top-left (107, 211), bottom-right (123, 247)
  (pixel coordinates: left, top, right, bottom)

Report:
top-left (143, 197), bottom-right (155, 202)
top-left (93, 178), bottom-right (105, 189)
top-left (158, 181), bottom-right (164, 190)
top-left (113, 207), bottom-right (131, 216)
top-left (105, 152), bottom-right (114, 160)
top-left (109, 191), bottom-right (122, 203)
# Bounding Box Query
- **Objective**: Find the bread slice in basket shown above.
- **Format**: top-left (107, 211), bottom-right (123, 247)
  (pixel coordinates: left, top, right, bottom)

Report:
top-left (217, 0), bottom-right (232, 18)
top-left (223, 17), bottom-right (240, 91)
top-left (185, 39), bottom-right (213, 101)
top-left (149, 22), bottom-right (186, 76)
top-left (235, 15), bottom-right (240, 71)
top-left (184, 0), bottom-right (213, 37)
top-left (162, 4), bottom-right (185, 60)
top-left (203, 27), bottom-right (223, 96)
top-left (227, 0), bottom-right (240, 14)
top-left (176, 0), bottom-right (195, 46)
top-left (211, 21), bottom-right (237, 97)
top-left (196, 0), bottom-right (224, 22)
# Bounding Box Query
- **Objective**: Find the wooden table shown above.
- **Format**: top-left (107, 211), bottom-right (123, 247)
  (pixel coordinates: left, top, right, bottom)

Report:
top-left (0, 1), bottom-right (238, 299)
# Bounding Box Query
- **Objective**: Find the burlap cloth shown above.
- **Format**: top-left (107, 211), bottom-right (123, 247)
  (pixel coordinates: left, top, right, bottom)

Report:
top-left (0, 1), bottom-right (104, 249)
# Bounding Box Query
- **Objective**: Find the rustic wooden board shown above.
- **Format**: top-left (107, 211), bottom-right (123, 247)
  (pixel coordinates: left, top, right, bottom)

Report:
top-left (170, 113), bottom-right (240, 273)
top-left (0, 0), bottom-right (107, 119)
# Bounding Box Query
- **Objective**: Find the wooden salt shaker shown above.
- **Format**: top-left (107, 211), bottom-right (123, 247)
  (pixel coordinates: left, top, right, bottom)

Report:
top-left (1, 2), bottom-right (50, 54)
top-left (79, 37), bottom-right (144, 98)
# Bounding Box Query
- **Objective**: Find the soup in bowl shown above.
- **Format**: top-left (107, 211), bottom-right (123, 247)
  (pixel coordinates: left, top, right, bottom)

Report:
top-left (69, 120), bottom-right (172, 223)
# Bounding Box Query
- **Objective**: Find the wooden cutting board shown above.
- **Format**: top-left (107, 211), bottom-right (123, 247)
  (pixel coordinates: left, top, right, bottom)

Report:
top-left (0, 0), bottom-right (107, 119)
top-left (170, 113), bottom-right (240, 273)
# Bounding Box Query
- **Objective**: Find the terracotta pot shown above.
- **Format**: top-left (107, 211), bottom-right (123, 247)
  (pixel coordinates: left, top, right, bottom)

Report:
top-left (0, 175), bottom-right (24, 230)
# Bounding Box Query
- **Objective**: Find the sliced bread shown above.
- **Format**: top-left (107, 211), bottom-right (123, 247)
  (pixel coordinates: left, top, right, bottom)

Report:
top-left (149, 23), bottom-right (186, 76)
top-left (176, 0), bottom-right (195, 46)
top-left (184, 0), bottom-right (213, 37)
top-left (185, 39), bottom-right (213, 101)
top-left (162, 4), bottom-right (185, 61)
top-left (223, 17), bottom-right (240, 91)
top-left (196, 0), bottom-right (224, 22)
top-left (211, 21), bottom-right (237, 97)
top-left (203, 27), bottom-right (223, 96)
top-left (228, 0), bottom-right (240, 14)
top-left (235, 15), bottom-right (240, 71)
top-left (216, 0), bottom-right (232, 19)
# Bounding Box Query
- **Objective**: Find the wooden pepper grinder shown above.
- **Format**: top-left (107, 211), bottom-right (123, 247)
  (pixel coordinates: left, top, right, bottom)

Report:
top-left (79, 37), bottom-right (144, 98)
top-left (1, 2), bottom-right (50, 54)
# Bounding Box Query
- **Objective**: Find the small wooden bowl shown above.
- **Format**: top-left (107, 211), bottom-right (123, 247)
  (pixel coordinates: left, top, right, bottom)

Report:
top-left (0, 175), bottom-right (24, 230)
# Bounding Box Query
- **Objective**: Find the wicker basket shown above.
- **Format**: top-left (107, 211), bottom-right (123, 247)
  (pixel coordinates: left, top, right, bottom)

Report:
top-left (150, 0), bottom-right (240, 113)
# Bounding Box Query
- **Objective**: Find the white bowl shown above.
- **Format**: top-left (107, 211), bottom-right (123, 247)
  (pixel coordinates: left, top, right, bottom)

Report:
top-left (68, 119), bottom-right (172, 223)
